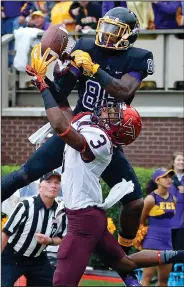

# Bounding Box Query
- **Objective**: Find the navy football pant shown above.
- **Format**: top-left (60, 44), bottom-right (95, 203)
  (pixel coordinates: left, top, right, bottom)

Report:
top-left (2, 135), bottom-right (142, 203)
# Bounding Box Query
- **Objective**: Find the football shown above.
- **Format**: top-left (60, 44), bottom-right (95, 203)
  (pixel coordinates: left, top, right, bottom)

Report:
top-left (41, 24), bottom-right (69, 60)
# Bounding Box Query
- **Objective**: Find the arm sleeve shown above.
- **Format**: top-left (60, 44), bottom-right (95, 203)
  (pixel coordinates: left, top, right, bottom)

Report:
top-left (128, 71), bottom-right (146, 82)
top-left (20, 2), bottom-right (33, 17)
top-left (127, 49), bottom-right (154, 78)
top-left (3, 202), bottom-right (26, 236)
top-left (44, 37), bottom-right (84, 104)
top-left (45, 37), bottom-right (90, 105)
top-left (45, 72), bottom-right (77, 105)
top-left (140, 51), bottom-right (154, 78)
top-left (156, 2), bottom-right (180, 15)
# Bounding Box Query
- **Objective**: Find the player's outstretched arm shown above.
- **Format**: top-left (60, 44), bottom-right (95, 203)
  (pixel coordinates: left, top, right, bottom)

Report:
top-left (31, 44), bottom-right (79, 108)
top-left (95, 70), bottom-right (141, 102)
top-left (26, 65), bottom-right (94, 160)
top-left (42, 88), bottom-right (95, 161)
top-left (44, 69), bottom-right (77, 107)
top-left (71, 50), bottom-right (141, 102)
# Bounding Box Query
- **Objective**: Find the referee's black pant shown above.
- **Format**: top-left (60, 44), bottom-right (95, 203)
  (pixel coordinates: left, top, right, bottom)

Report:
top-left (2, 244), bottom-right (55, 286)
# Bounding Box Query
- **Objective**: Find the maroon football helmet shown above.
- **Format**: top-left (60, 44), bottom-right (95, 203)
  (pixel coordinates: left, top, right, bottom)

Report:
top-left (92, 102), bottom-right (142, 146)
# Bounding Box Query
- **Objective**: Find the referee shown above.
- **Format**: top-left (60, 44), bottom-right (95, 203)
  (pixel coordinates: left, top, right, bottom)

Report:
top-left (1, 171), bottom-right (67, 287)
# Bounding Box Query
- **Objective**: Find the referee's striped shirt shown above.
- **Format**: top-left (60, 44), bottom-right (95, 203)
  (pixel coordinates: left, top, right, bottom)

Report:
top-left (3, 195), bottom-right (67, 257)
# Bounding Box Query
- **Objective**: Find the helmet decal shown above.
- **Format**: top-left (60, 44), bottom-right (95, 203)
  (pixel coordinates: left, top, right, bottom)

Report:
top-left (122, 118), bottom-right (136, 139)
top-left (95, 7), bottom-right (140, 50)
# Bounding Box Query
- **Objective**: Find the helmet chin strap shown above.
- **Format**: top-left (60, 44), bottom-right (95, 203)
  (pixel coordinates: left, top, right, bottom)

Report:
top-left (115, 31), bottom-right (131, 49)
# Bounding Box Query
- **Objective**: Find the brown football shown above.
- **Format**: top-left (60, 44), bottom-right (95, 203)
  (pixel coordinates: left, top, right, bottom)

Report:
top-left (41, 24), bottom-right (69, 59)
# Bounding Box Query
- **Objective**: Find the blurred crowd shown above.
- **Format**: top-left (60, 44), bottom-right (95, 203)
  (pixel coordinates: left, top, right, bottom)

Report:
top-left (1, 1), bottom-right (184, 36)
top-left (1, 1), bottom-right (184, 69)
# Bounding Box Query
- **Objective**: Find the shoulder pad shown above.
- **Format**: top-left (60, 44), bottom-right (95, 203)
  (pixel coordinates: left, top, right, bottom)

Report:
top-left (127, 47), bottom-right (154, 76)
top-left (72, 37), bottom-right (96, 53)
top-left (128, 47), bottom-right (152, 59)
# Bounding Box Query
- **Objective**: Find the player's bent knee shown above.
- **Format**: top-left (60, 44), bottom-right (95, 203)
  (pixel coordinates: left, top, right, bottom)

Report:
top-left (2, 166), bottom-right (29, 185)
top-left (2, 166), bottom-right (32, 201)
top-left (115, 256), bottom-right (137, 274)
top-left (16, 166), bottom-right (31, 183)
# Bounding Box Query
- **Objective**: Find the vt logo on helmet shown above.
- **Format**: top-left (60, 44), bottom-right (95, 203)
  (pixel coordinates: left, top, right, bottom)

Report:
top-left (95, 7), bottom-right (140, 50)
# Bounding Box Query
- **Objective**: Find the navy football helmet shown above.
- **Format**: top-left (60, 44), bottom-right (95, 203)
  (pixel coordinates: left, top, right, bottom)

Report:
top-left (95, 7), bottom-right (140, 50)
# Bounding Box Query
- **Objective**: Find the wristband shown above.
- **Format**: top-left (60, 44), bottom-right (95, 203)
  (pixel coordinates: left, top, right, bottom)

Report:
top-left (70, 63), bottom-right (81, 78)
top-left (157, 251), bottom-right (162, 264)
top-left (58, 124), bottom-right (71, 137)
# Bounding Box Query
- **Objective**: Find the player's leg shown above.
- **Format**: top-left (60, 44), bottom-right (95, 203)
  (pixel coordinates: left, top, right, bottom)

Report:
top-left (142, 266), bottom-right (156, 285)
top-left (101, 147), bottom-right (144, 252)
top-left (96, 230), bottom-right (184, 286)
top-left (53, 234), bottom-right (93, 286)
top-left (157, 264), bottom-right (172, 286)
top-left (2, 135), bottom-right (65, 202)
top-left (95, 229), bottom-right (142, 286)
top-left (113, 251), bottom-right (175, 286)
top-left (53, 207), bottom-right (108, 286)
top-left (127, 249), bottom-right (184, 266)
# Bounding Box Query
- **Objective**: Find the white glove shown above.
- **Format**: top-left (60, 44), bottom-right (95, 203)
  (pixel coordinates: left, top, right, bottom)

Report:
top-left (97, 179), bottom-right (134, 210)
top-left (28, 122), bottom-right (53, 145)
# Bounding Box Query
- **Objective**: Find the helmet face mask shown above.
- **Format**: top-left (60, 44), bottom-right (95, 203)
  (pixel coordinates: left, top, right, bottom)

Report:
top-left (95, 7), bottom-right (140, 50)
top-left (96, 17), bottom-right (131, 50)
top-left (92, 101), bottom-right (142, 146)
top-left (93, 100), bottom-right (123, 125)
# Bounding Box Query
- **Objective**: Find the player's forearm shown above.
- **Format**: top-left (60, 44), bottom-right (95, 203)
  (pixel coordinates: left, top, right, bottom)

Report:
top-left (45, 72), bottom-right (77, 106)
top-left (41, 89), bottom-right (70, 134)
top-left (41, 89), bottom-right (90, 154)
top-left (95, 68), bottom-right (140, 101)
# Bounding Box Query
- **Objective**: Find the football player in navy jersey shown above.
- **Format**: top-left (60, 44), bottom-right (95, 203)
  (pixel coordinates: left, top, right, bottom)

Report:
top-left (2, 7), bottom-right (154, 254)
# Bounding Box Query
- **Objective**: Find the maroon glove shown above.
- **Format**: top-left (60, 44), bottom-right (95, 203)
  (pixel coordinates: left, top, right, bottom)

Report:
top-left (26, 65), bottom-right (49, 92)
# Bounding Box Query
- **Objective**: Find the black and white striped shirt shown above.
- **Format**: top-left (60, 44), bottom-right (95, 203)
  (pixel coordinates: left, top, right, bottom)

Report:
top-left (3, 195), bottom-right (67, 257)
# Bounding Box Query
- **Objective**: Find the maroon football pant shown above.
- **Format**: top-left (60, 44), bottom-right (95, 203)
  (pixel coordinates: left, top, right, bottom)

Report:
top-left (53, 207), bottom-right (125, 286)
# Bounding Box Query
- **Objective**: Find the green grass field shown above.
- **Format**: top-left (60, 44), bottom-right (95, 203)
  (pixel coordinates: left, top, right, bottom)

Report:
top-left (81, 279), bottom-right (124, 286)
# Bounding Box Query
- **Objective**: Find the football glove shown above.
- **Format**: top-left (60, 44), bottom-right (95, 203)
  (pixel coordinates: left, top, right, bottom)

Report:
top-left (71, 50), bottom-right (100, 77)
top-left (31, 43), bottom-right (57, 78)
top-left (26, 65), bottom-right (49, 92)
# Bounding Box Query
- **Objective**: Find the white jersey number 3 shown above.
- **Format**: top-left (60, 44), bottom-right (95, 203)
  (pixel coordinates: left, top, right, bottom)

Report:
top-left (90, 134), bottom-right (107, 149)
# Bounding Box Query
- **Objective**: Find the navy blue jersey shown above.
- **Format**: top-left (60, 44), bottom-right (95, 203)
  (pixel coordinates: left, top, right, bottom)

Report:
top-left (71, 38), bottom-right (154, 115)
